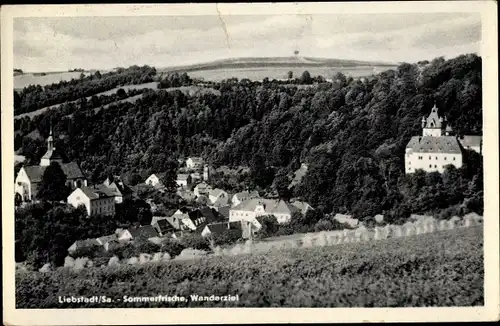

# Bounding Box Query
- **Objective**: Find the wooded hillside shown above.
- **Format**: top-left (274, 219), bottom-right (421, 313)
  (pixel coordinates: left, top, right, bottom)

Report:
top-left (14, 54), bottom-right (483, 223)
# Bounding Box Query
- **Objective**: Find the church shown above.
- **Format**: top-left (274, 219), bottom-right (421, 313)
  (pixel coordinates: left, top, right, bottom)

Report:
top-left (15, 128), bottom-right (87, 202)
top-left (405, 103), bottom-right (482, 174)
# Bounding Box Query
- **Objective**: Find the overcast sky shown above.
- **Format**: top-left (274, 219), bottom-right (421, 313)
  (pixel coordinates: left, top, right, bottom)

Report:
top-left (14, 13), bottom-right (481, 72)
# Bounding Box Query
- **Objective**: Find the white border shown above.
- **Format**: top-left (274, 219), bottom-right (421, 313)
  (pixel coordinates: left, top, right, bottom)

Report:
top-left (2, 2), bottom-right (499, 324)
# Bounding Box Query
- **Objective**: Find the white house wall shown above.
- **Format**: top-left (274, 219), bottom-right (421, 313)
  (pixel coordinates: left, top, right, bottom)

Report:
top-left (405, 151), bottom-right (463, 174)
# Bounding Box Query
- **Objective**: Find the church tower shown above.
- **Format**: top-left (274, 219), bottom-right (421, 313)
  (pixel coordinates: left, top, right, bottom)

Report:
top-left (422, 103), bottom-right (446, 137)
top-left (203, 165), bottom-right (210, 182)
top-left (40, 125), bottom-right (64, 167)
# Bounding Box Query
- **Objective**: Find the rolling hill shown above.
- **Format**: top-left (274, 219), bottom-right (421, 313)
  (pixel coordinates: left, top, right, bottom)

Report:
top-left (159, 56), bottom-right (397, 73)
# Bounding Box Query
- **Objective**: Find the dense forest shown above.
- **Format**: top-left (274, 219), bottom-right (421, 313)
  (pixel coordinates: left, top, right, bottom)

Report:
top-left (14, 54), bottom-right (483, 225)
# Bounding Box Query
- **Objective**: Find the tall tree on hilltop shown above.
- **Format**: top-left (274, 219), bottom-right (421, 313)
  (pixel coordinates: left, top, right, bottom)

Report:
top-left (300, 70), bottom-right (312, 84)
top-left (37, 162), bottom-right (69, 202)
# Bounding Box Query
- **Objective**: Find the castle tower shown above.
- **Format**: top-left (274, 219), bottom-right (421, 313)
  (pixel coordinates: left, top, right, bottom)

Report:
top-left (40, 125), bottom-right (64, 167)
top-left (422, 103), bottom-right (445, 137)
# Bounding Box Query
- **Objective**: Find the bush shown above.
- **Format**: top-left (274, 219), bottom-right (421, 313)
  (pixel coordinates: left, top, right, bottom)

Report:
top-left (160, 239), bottom-right (185, 257)
top-left (137, 241), bottom-right (161, 255)
top-left (179, 234), bottom-right (211, 251)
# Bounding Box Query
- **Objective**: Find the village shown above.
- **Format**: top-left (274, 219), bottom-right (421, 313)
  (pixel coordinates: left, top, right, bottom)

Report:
top-left (13, 103), bottom-right (483, 267)
top-left (14, 126), bottom-right (318, 261)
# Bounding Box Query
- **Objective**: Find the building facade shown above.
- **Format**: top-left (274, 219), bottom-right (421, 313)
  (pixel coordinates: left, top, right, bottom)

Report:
top-left (404, 104), bottom-right (481, 174)
top-left (229, 198), bottom-right (307, 225)
top-left (15, 128), bottom-right (87, 201)
top-left (186, 157), bottom-right (204, 170)
top-left (67, 186), bottom-right (115, 216)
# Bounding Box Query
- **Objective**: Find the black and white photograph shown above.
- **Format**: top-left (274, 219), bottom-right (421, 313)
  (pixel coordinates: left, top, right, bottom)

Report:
top-left (2, 2), bottom-right (499, 325)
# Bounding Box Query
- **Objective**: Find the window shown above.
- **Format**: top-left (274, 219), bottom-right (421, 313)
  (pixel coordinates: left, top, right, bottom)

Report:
top-left (436, 156), bottom-right (438, 160)
top-left (408, 167), bottom-right (412, 171)
top-left (429, 165), bottom-right (432, 168)
top-left (429, 156), bottom-right (431, 160)
top-left (434, 165), bottom-right (437, 168)
top-left (453, 157), bottom-right (456, 161)
top-left (409, 161), bottom-right (411, 165)
top-left (444, 157), bottom-right (447, 160)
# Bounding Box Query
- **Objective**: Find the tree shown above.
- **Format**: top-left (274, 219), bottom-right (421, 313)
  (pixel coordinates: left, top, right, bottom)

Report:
top-left (273, 170), bottom-right (291, 201)
top-left (287, 71), bottom-right (293, 79)
top-left (333, 72), bottom-right (347, 87)
top-left (116, 88), bottom-right (127, 99)
top-left (255, 215), bottom-right (280, 239)
top-left (37, 162), bottom-right (69, 202)
top-left (300, 71), bottom-right (312, 84)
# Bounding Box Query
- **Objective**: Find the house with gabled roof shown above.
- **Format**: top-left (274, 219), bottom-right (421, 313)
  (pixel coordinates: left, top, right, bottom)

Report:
top-left (153, 219), bottom-right (176, 236)
top-left (193, 182), bottom-right (212, 197)
top-left (208, 188), bottom-right (229, 206)
top-left (405, 103), bottom-right (482, 174)
top-left (118, 225), bottom-right (159, 242)
top-left (15, 127), bottom-right (87, 201)
top-left (67, 238), bottom-right (101, 256)
top-left (186, 157), bottom-right (204, 170)
top-left (176, 173), bottom-right (192, 188)
top-left (229, 198), bottom-right (307, 225)
top-left (145, 173), bottom-right (166, 188)
top-left (67, 185), bottom-right (115, 216)
top-left (231, 190), bottom-right (260, 207)
top-left (102, 176), bottom-right (133, 203)
top-left (201, 221), bottom-right (243, 238)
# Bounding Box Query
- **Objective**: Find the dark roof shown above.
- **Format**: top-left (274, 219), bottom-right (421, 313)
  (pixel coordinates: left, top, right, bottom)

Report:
top-left (407, 136), bottom-right (462, 154)
top-left (60, 161), bottom-right (85, 179)
top-left (206, 222), bottom-right (229, 234)
top-left (155, 219), bottom-right (175, 234)
top-left (199, 207), bottom-right (224, 223)
top-left (217, 206), bottom-right (230, 219)
top-left (79, 185), bottom-right (115, 200)
top-left (23, 161), bottom-right (85, 183)
top-left (205, 221), bottom-right (243, 236)
top-left (103, 177), bottom-right (133, 196)
top-left (22, 166), bottom-right (45, 183)
top-left (406, 136), bottom-right (421, 149)
top-left (128, 225), bottom-right (158, 239)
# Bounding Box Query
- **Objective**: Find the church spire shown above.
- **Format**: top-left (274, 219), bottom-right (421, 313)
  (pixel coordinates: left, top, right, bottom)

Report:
top-left (40, 120), bottom-right (63, 166)
top-left (47, 121), bottom-right (54, 151)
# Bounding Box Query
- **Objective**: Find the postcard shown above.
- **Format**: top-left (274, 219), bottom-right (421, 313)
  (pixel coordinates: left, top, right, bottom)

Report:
top-left (2, 2), bottom-right (499, 325)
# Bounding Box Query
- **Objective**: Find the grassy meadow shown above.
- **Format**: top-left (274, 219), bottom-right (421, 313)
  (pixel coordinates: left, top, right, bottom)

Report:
top-left (16, 226), bottom-right (483, 308)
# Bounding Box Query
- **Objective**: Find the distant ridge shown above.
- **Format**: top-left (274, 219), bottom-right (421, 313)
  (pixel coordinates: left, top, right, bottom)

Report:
top-left (159, 56), bottom-right (397, 73)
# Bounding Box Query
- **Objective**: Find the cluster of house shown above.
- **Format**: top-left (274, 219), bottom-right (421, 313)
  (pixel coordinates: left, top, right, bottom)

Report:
top-left (67, 192), bottom-right (314, 256)
top-left (145, 156), bottom-right (207, 189)
top-left (405, 103), bottom-right (482, 174)
top-left (14, 129), bottom-right (315, 256)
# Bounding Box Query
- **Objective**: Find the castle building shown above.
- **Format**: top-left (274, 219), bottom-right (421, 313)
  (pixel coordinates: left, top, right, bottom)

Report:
top-left (405, 104), bottom-right (482, 174)
top-left (15, 128), bottom-right (87, 201)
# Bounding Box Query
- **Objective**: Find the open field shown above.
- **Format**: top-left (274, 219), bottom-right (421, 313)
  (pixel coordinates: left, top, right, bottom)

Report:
top-left (165, 66), bottom-right (393, 82)
top-left (159, 56), bottom-right (397, 81)
top-left (16, 226), bottom-right (483, 308)
top-left (14, 72), bottom-right (92, 90)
